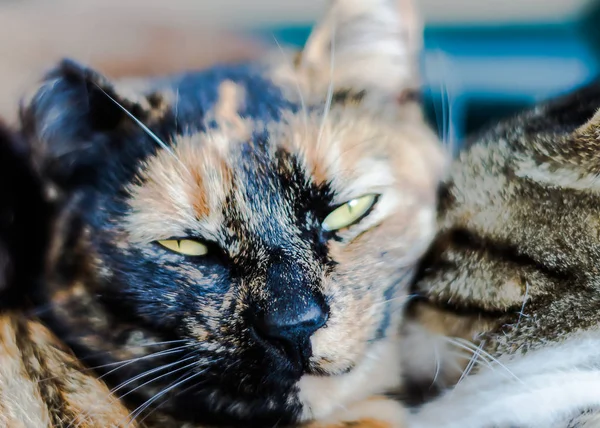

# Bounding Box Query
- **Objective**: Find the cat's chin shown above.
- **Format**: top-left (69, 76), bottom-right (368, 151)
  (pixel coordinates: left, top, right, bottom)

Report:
top-left (296, 339), bottom-right (403, 422)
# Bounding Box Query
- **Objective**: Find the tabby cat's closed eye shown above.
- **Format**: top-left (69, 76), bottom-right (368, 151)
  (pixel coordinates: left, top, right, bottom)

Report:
top-left (157, 239), bottom-right (209, 256)
top-left (322, 194), bottom-right (379, 232)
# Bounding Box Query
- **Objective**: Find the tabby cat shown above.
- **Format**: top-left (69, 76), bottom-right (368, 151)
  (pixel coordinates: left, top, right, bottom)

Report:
top-left (401, 82), bottom-right (600, 427)
top-left (12, 0), bottom-right (445, 426)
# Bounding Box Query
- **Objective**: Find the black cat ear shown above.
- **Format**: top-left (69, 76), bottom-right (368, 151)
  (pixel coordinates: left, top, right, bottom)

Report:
top-left (20, 59), bottom-right (170, 188)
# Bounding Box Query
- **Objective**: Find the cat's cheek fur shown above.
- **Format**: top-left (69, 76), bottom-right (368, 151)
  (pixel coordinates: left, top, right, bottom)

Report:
top-left (295, 197), bottom-right (439, 420)
top-left (297, 340), bottom-right (404, 422)
top-left (305, 395), bottom-right (408, 428)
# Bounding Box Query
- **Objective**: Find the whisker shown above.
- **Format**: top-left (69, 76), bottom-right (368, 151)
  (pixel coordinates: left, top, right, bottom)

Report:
top-left (272, 35), bottom-right (309, 138)
top-left (516, 281), bottom-right (530, 328)
top-left (81, 339), bottom-right (190, 361)
top-left (174, 87), bottom-right (180, 134)
top-left (317, 20), bottom-right (336, 151)
top-left (431, 340), bottom-right (441, 387)
top-left (428, 50), bottom-right (458, 157)
top-left (68, 353), bottom-right (197, 428)
top-left (447, 351), bottom-right (495, 366)
top-left (37, 344), bottom-right (191, 384)
top-left (456, 339), bottom-right (484, 386)
top-left (92, 83), bottom-right (190, 174)
top-left (439, 52), bottom-right (459, 156)
top-left (428, 53), bottom-right (445, 150)
top-left (115, 357), bottom-right (199, 400)
top-left (445, 79), bottom-right (457, 157)
top-left (443, 337), bottom-right (493, 367)
top-left (98, 346), bottom-right (193, 383)
top-left (133, 365), bottom-right (206, 426)
top-left (371, 293), bottom-right (419, 309)
top-left (446, 337), bottom-right (523, 384)
top-left (125, 367), bottom-right (207, 426)
top-left (439, 64), bottom-right (449, 154)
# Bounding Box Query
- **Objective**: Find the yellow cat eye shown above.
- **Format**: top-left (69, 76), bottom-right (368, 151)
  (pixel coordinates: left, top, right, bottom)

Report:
top-left (157, 239), bottom-right (208, 256)
top-left (322, 194), bottom-right (378, 232)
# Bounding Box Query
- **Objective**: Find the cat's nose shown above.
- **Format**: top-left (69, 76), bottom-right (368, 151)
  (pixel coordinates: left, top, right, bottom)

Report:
top-left (251, 261), bottom-right (329, 370)
top-left (253, 295), bottom-right (328, 368)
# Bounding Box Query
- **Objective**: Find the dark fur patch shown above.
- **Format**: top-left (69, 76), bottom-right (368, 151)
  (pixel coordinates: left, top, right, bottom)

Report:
top-left (0, 122), bottom-right (50, 309)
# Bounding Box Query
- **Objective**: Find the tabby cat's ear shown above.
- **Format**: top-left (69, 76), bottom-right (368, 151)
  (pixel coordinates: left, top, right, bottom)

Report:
top-left (575, 107), bottom-right (600, 137)
top-left (300, 0), bottom-right (422, 96)
top-left (20, 59), bottom-right (168, 189)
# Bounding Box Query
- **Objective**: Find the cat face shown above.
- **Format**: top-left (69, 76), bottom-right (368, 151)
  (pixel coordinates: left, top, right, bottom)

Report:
top-left (23, 0), bottom-right (444, 425)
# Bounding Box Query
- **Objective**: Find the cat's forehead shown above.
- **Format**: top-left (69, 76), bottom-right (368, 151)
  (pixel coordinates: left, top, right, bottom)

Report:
top-left (122, 59), bottom-right (443, 244)
top-left (161, 62), bottom-right (300, 131)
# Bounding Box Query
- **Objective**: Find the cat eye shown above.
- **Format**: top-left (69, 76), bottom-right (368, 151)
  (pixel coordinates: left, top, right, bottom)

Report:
top-left (322, 194), bottom-right (379, 232)
top-left (157, 239), bottom-right (208, 256)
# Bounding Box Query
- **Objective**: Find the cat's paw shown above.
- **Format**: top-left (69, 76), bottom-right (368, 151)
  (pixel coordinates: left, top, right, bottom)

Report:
top-left (304, 396), bottom-right (407, 428)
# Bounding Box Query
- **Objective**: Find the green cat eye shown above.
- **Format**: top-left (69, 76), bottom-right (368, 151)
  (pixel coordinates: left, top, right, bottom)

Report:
top-left (157, 239), bottom-right (208, 256)
top-left (322, 194), bottom-right (378, 232)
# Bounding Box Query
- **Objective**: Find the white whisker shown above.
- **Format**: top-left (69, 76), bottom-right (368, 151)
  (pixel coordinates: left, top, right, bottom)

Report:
top-left (37, 344), bottom-right (190, 384)
top-left (67, 349), bottom-right (196, 428)
top-left (97, 344), bottom-right (193, 382)
top-left (110, 354), bottom-right (197, 396)
top-left (516, 281), bottom-right (530, 328)
top-left (439, 66), bottom-right (449, 153)
top-left (174, 86), bottom-right (180, 134)
top-left (273, 35), bottom-right (309, 138)
top-left (317, 20), bottom-right (336, 151)
top-left (125, 367), bottom-right (207, 425)
top-left (134, 365), bottom-right (209, 426)
top-left (93, 83), bottom-right (190, 174)
top-left (372, 293), bottom-right (419, 308)
top-left (116, 357), bottom-right (199, 400)
top-left (432, 340), bottom-right (441, 386)
top-left (457, 339), bottom-right (485, 386)
top-left (429, 50), bottom-right (458, 157)
top-left (448, 337), bottom-right (524, 384)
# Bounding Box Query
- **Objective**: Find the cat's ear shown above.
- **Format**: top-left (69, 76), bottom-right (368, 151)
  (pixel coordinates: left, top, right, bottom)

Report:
top-left (575, 107), bottom-right (600, 137)
top-left (20, 59), bottom-right (170, 189)
top-left (300, 0), bottom-right (422, 96)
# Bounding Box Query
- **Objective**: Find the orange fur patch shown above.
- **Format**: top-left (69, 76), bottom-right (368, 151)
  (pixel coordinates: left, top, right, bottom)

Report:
top-left (0, 313), bottom-right (136, 427)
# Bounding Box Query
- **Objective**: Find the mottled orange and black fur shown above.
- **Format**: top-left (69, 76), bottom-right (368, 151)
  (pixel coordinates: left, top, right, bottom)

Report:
top-left (9, 0), bottom-right (444, 426)
top-left (403, 82), bottom-right (600, 427)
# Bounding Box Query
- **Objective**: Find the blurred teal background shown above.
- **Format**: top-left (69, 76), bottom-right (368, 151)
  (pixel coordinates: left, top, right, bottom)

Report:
top-left (3, 0), bottom-right (598, 148)
top-left (252, 1), bottom-right (600, 149)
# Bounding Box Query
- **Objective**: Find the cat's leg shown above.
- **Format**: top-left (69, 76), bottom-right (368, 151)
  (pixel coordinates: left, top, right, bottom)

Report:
top-left (304, 396), bottom-right (407, 428)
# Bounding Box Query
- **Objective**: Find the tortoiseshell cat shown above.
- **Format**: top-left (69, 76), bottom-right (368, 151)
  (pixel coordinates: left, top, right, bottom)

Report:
top-left (402, 82), bottom-right (600, 427)
top-left (12, 0), bottom-right (445, 426)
